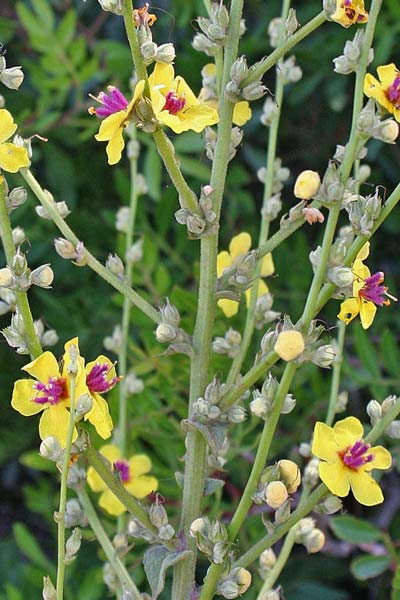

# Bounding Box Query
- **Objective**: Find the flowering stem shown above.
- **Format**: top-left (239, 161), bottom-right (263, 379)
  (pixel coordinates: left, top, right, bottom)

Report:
top-left (77, 487), bottom-right (142, 600)
top-left (56, 354), bottom-right (78, 600)
top-left (0, 179), bottom-right (42, 359)
top-left (242, 12), bottom-right (326, 86)
top-left (366, 396), bottom-right (400, 444)
top-left (256, 525), bottom-right (297, 599)
top-left (122, 0), bottom-right (148, 83)
top-left (325, 320), bottom-right (346, 426)
top-left (20, 168), bottom-right (160, 324)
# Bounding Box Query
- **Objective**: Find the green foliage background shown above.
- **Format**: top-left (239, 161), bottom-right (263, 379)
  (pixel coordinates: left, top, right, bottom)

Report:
top-left (0, 0), bottom-right (400, 598)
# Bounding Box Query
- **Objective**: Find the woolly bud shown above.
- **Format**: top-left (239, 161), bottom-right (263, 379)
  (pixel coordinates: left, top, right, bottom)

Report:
top-left (230, 56), bottom-right (248, 84)
top-left (274, 330), bottom-right (305, 361)
top-left (281, 393), bottom-right (296, 414)
top-left (294, 170), bottom-right (321, 199)
top-left (149, 500), bottom-right (168, 528)
top-left (155, 323), bottom-right (176, 343)
top-left (311, 344), bottom-right (336, 368)
top-left (315, 495), bottom-right (343, 515)
top-left (250, 395), bottom-right (269, 419)
top-left (265, 481), bottom-right (288, 508)
top-left (190, 517), bottom-right (209, 537)
top-left (97, 0), bottom-right (123, 14)
top-left (367, 399), bottom-right (382, 423)
top-left (278, 459), bottom-right (301, 493)
top-left (156, 43), bottom-right (176, 64)
top-left (31, 265), bottom-right (54, 288)
top-left (75, 393), bottom-right (93, 418)
top-left (7, 187), bottom-right (27, 212)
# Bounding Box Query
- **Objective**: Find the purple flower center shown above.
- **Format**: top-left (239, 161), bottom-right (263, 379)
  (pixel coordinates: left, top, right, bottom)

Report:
top-left (339, 439), bottom-right (374, 470)
top-left (358, 271), bottom-right (390, 306)
top-left (114, 459), bottom-right (130, 483)
top-left (163, 90), bottom-right (186, 115)
top-left (33, 377), bottom-right (67, 406)
top-left (89, 86), bottom-right (129, 118)
top-left (387, 75), bottom-right (400, 109)
top-left (86, 362), bottom-right (119, 394)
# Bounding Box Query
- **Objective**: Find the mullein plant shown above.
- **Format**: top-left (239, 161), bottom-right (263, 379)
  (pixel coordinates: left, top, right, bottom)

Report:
top-left (1, 0), bottom-right (400, 598)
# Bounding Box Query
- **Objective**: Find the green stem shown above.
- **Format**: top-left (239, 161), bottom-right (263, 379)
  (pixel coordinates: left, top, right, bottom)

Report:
top-left (20, 169), bottom-right (160, 324)
top-left (256, 526), bottom-right (297, 599)
top-left (366, 396), bottom-right (400, 444)
top-left (77, 488), bottom-right (142, 599)
top-left (325, 320), bottom-right (346, 426)
top-left (56, 354), bottom-right (78, 600)
top-left (122, 0), bottom-right (148, 83)
top-left (242, 12), bottom-right (326, 85)
top-left (0, 180), bottom-right (42, 359)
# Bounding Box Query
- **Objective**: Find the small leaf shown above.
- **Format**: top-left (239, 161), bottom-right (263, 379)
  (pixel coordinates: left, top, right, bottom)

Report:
top-left (19, 450), bottom-right (55, 473)
top-left (56, 10), bottom-right (77, 47)
top-left (143, 545), bottom-right (192, 598)
top-left (330, 516), bottom-right (383, 544)
top-left (13, 523), bottom-right (56, 576)
top-left (351, 554), bottom-right (390, 580)
top-left (182, 419), bottom-right (228, 455)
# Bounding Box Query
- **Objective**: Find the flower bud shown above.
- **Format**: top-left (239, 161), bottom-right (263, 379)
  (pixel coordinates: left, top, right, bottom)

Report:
top-left (336, 391), bottom-right (348, 413)
top-left (75, 393), bottom-right (93, 418)
top-left (156, 43), bottom-right (176, 64)
top-left (190, 516), bottom-right (209, 537)
top-left (54, 238), bottom-right (77, 259)
top-left (303, 457), bottom-right (320, 486)
top-left (241, 82), bottom-right (267, 101)
top-left (250, 395), bottom-right (270, 418)
top-left (0, 267), bottom-right (13, 287)
top-left (299, 442), bottom-right (311, 457)
top-left (278, 459), bottom-right (301, 493)
top-left (281, 393), bottom-right (296, 414)
top-left (31, 265), bottom-right (54, 288)
top-left (294, 170), bottom-right (321, 199)
top-left (376, 119), bottom-right (399, 143)
top-left (106, 253), bottom-right (124, 278)
top-left (304, 528), bottom-right (325, 554)
top-left (97, 0), bottom-right (123, 14)
top-left (11, 249), bottom-right (28, 277)
top-left (311, 344), bottom-right (336, 369)
top-left (42, 576), bottom-right (56, 600)
top-left (123, 372), bottom-right (144, 395)
top-left (158, 523), bottom-right (175, 540)
top-left (235, 567), bottom-right (252, 595)
top-left (315, 495), bottom-right (343, 515)
top-left (328, 266), bottom-right (354, 288)
top-left (149, 500), bottom-right (168, 528)
top-left (7, 186), bottom-right (27, 212)
top-left (192, 33), bottom-right (219, 57)
top-left (65, 527), bottom-right (82, 563)
top-left (259, 548), bottom-right (277, 570)
top-left (40, 436), bottom-right (64, 462)
top-left (268, 18), bottom-right (283, 48)
top-left (265, 480), bottom-right (288, 508)
top-left (116, 207), bottom-right (130, 232)
top-left (227, 406), bottom-right (247, 423)
top-left (367, 399), bottom-right (382, 423)
top-left (0, 66), bottom-right (24, 90)
top-left (302, 207), bottom-right (324, 225)
top-left (230, 56), bottom-right (248, 84)
top-left (382, 395), bottom-right (398, 413)
top-left (386, 421), bottom-right (400, 439)
top-left (141, 41), bottom-right (157, 63)
top-left (296, 517), bottom-right (315, 537)
top-left (261, 97), bottom-right (279, 126)
top-left (274, 330), bottom-right (305, 361)
top-left (126, 239), bottom-right (143, 264)
top-left (65, 498), bottom-right (88, 528)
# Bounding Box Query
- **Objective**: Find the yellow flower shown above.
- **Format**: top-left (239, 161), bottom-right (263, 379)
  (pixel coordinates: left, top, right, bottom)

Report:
top-left (11, 339), bottom-right (87, 446)
top-left (364, 64), bottom-right (400, 122)
top-left (87, 444), bottom-right (158, 516)
top-left (93, 81), bottom-right (145, 165)
top-left (149, 63), bottom-right (219, 134)
top-left (312, 416), bottom-right (391, 506)
top-left (330, 0), bottom-right (368, 28)
top-left (337, 242), bottom-right (395, 329)
top-left (0, 109), bottom-right (30, 173)
top-left (84, 355), bottom-right (117, 439)
top-left (217, 232), bottom-right (274, 318)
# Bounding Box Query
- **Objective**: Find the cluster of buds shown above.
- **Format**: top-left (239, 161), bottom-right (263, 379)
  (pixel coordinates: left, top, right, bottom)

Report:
top-left (189, 516), bottom-right (229, 564)
top-left (250, 373), bottom-right (296, 419)
top-left (206, 125), bottom-right (243, 162)
top-left (154, 299), bottom-right (192, 356)
top-left (191, 375), bottom-right (247, 425)
top-left (140, 41), bottom-right (175, 66)
top-left (34, 318), bottom-right (58, 348)
top-left (261, 96), bottom-right (279, 127)
top-left (64, 498), bottom-right (89, 528)
top-left (54, 238), bottom-right (87, 266)
top-left (253, 460), bottom-right (301, 519)
top-left (175, 185), bottom-right (217, 238)
top-left (278, 55), bottom-right (303, 84)
top-left (0, 249), bottom-right (54, 292)
top-left (0, 54), bottom-right (24, 90)
top-left (212, 328), bottom-right (242, 358)
top-left (333, 30), bottom-right (374, 75)
top-left (258, 158), bottom-right (290, 196)
top-left (357, 99), bottom-right (399, 143)
top-left (294, 518), bottom-right (325, 554)
top-left (344, 188), bottom-right (382, 236)
top-left (103, 324), bottom-right (123, 354)
top-left (216, 566), bottom-right (252, 599)
top-left (148, 495), bottom-right (175, 541)
top-left (313, 162), bottom-right (345, 207)
top-left (310, 226), bottom-right (355, 296)
top-left (225, 56), bottom-right (267, 103)
top-left (216, 249), bottom-right (257, 302)
top-left (1, 178), bottom-right (27, 213)
top-left (64, 527), bottom-right (82, 565)
top-left (253, 293), bottom-right (281, 329)
top-left (267, 10), bottom-right (299, 48)
top-left (367, 395), bottom-right (400, 439)
top-left (193, 3), bottom-right (233, 56)
top-left (36, 191), bottom-right (70, 220)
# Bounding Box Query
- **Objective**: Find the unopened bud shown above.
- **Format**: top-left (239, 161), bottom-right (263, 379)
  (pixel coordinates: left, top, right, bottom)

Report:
top-left (40, 436), bottom-right (64, 462)
top-left (386, 421), bottom-right (400, 439)
top-left (7, 186), bottom-right (27, 212)
top-left (75, 393), bottom-right (93, 418)
top-left (156, 43), bottom-right (175, 64)
top-left (250, 395), bottom-right (269, 418)
top-left (265, 481), bottom-right (288, 508)
top-left (190, 516), bottom-right (209, 537)
top-left (0, 66), bottom-right (24, 90)
top-left (97, 0), bottom-right (123, 14)
top-left (149, 500), bottom-right (168, 528)
top-left (54, 238), bottom-right (77, 260)
top-left (294, 170), bottom-right (321, 199)
top-left (328, 266), bottom-right (354, 288)
top-left (230, 56), bottom-right (248, 84)
top-left (126, 239), bottom-right (143, 264)
top-left (315, 495), bottom-right (343, 515)
top-left (274, 330), bottom-right (305, 361)
top-left (141, 41), bottom-right (157, 63)
top-left (304, 528), bottom-right (325, 553)
top-left (367, 399), bottom-right (382, 423)
top-left (312, 344), bottom-right (336, 368)
top-left (281, 393), bottom-right (296, 414)
top-left (42, 576), bottom-right (56, 600)
top-left (259, 548), bottom-right (277, 570)
top-left (106, 253), bottom-right (124, 278)
top-left (299, 442), bottom-right (311, 457)
top-left (303, 457), bottom-right (319, 486)
top-left (31, 265), bottom-right (54, 288)
top-left (65, 527), bottom-right (82, 563)
top-left (241, 81), bottom-right (267, 101)
top-left (0, 267), bottom-right (13, 287)
top-left (278, 459), bottom-right (301, 493)
top-left (377, 120), bottom-right (399, 143)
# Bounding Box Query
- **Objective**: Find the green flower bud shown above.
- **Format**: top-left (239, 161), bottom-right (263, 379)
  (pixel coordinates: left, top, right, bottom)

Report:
top-left (241, 81), bottom-right (267, 101)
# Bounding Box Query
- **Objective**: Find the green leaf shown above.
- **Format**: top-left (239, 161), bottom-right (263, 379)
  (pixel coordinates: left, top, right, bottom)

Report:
top-left (13, 523), bottom-right (56, 577)
top-left (330, 516), bottom-right (383, 544)
top-left (381, 329), bottom-right (400, 378)
top-left (56, 10), bottom-right (77, 47)
top-left (16, 3), bottom-right (50, 51)
top-left (143, 545), bottom-right (192, 598)
top-left (31, 0), bottom-right (55, 30)
top-left (19, 450), bottom-right (56, 473)
top-left (351, 554), bottom-right (390, 580)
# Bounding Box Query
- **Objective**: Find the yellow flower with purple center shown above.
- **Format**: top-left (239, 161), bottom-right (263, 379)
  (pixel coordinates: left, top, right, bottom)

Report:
top-left (84, 356), bottom-right (118, 439)
top-left (217, 232), bottom-right (274, 318)
top-left (330, 0), bottom-right (368, 28)
top-left (0, 109), bottom-right (30, 173)
top-left (364, 63), bottom-right (400, 122)
top-left (90, 82), bottom-right (145, 165)
top-left (87, 444), bottom-right (158, 516)
top-left (148, 63), bottom-right (219, 134)
top-left (337, 243), bottom-right (395, 329)
top-left (312, 417), bottom-right (391, 506)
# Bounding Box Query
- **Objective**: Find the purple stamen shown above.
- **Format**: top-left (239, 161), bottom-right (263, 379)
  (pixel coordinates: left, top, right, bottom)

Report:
top-left (163, 90), bottom-right (186, 115)
top-left (339, 439), bottom-right (374, 470)
top-left (114, 459), bottom-right (130, 483)
top-left (86, 362), bottom-right (119, 394)
top-left (89, 86), bottom-right (129, 118)
top-left (358, 271), bottom-right (389, 306)
top-left (33, 377), bottom-right (67, 406)
top-left (387, 75), bottom-right (400, 109)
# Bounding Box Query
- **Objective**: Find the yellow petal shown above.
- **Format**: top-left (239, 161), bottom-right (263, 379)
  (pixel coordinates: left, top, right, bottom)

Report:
top-left (333, 416), bottom-right (364, 448)
top-left (99, 443), bottom-right (121, 465)
top-left (217, 250), bottom-right (232, 277)
top-left (363, 73), bottom-right (395, 114)
top-left (39, 404), bottom-right (77, 446)
top-left (11, 379), bottom-right (44, 416)
top-left (367, 445), bottom-right (392, 471)
top-left (359, 299), bottom-right (377, 329)
top-left (126, 475), bottom-right (158, 499)
top-left (245, 279), bottom-right (269, 307)
top-left (312, 421), bottom-right (338, 462)
top-left (99, 488), bottom-right (125, 516)
top-left (319, 461), bottom-right (350, 497)
top-left (348, 470), bottom-right (383, 506)
top-left (149, 62), bottom-right (174, 91)
top-left (356, 242), bottom-right (370, 262)
top-left (352, 259), bottom-right (370, 296)
top-left (377, 64), bottom-right (398, 89)
top-left (203, 63), bottom-right (216, 77)
top-left (174, 76), bottom-right (199, 108)
top-left (87, 465), bottom-right (107, 492)
top-left (85, 392), bottom-right (113, 439)
top-left (129, 454), bottom-right (152, 477)
top-left (0, 143), bottom-right (30, 173)
top-left (86, 356), bottom-right (116, 381)
top-left (22, 351), bottom-right (60, 382)
top-left (217, 298), bottom-right (239, 318)
top-left (233, 101), bottom-right (252, 126)
top-left (337, 297), bottom-right (360, 325)
top-left (229, 232), bottom-right (252, 259)
top-left (0, 109), bottom-right (17, 144)
top-left (261, 253), bottom-right (274, 277)
top-left (106, 129), bottom-right (125, 165)
top-left (162, 104), bottom-right (218, 133)
top-left (95, 111), bottom-right (126, 142)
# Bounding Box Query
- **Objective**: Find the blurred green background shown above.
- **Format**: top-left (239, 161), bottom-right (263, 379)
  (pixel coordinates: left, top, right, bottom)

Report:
top-left (0, 0), bottom-right (400, 598)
